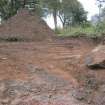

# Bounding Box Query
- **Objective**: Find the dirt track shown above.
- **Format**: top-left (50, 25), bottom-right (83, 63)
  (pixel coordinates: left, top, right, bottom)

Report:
top-left (0, 37), bottom-right (101, 105)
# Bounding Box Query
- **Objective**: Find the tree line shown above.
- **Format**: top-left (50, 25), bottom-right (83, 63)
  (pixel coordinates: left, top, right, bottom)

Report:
top-left (0, 0), bottom-right (87, 29)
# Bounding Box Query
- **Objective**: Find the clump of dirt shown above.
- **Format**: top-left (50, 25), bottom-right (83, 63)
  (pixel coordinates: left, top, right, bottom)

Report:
top-left (0, 9), bottom-right (54, 42)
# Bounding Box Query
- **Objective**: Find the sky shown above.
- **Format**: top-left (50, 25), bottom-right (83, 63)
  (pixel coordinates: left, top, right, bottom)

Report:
top-left (45, 0), bottom-right (99, 29)
top-left (78, 0), bottom-right (99, 20)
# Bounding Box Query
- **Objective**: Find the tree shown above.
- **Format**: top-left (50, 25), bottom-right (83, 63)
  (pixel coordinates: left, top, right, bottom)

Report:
top-left (42, 0), bottom-right (61, 29)
top-left (96, 0), bottom-right (105, 21)
top-left (0, 0), bottom-right (21, 20)
top-left (58, 0), bottom-right (87, 27)
top-left (72, 2), bottom-right (87, 26)
top-left (58, 0), bottom-right (73, 27)
top-left (0, 0), bottom-right (41, 21)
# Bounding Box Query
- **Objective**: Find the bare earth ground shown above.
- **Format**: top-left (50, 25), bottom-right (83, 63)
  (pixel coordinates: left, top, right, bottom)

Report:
top-left (0, 37), bottom-right (104, 105)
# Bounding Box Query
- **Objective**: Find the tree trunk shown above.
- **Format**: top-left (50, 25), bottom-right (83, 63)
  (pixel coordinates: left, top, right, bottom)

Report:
top-left (58, 14), bottom-right (66, 29)
top-left (11, 0), bottom-right (14, 9)
top-left (53, 10), bottom-right (57, 30)
top-left (23, 0), bottom-right (26, 8)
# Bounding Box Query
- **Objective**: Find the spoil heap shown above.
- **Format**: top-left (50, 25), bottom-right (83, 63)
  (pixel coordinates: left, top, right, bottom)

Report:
top-left (0, 9), bottom-right (54, 41)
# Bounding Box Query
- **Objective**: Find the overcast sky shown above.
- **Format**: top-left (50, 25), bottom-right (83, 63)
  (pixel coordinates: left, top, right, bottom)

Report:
top-left (78, 0), bottom-right (99, 20)
top-left (45, 0), bottom-right (99, 28)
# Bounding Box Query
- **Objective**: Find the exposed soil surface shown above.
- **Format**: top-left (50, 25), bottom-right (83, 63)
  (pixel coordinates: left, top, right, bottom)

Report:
top-left (0, 37), bottom-right (104, 105)
top-left (0, 9), bottom-right (105, 105)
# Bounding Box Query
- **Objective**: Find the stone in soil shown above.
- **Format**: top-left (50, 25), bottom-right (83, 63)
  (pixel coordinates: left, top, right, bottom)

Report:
top-left (85, 45), bottom-right (105, 69)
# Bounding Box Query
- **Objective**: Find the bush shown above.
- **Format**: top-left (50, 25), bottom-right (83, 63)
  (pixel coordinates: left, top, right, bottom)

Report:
top-left (57, 26), bottom-right (96, 37)
top-left (95, 22), bottom-right (105, 33)
top-left (81, 21), bottom-right (92, 28)
top-left (54, 28), bottom-right (61, 34)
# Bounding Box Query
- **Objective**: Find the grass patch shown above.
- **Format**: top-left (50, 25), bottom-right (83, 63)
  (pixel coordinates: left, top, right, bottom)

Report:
top-left (57, 26), bottom-right (104, 38)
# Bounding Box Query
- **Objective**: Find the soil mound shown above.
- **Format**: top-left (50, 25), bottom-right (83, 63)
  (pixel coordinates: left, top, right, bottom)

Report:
top-left (0, 9), bottom-right (54, 41)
